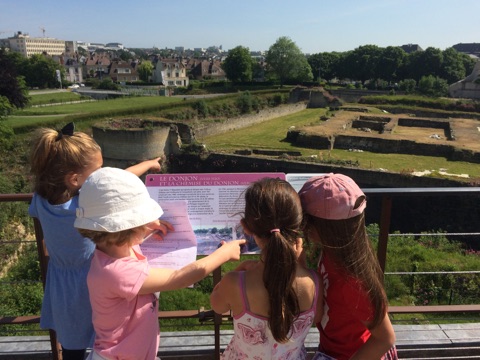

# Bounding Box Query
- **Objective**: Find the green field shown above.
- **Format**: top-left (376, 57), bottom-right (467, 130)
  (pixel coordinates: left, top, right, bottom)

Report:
top-left (7, 91), bottom-right (480, 181)
top-left (27, 91), bottom-right (89, 105)
top-left (201, 108), bottom-right (480, 180)
top-left (7, 94), bottom-right (183, 129)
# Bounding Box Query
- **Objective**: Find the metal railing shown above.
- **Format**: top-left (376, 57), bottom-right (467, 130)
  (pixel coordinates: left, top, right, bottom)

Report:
top-left (1, 187), bottom-right (480, 359)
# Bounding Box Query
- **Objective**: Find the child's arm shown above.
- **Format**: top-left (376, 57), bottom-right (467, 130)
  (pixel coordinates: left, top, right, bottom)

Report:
top-left (350, 313), bottom-right (396, 360)
top-left (139, 239), bottom-right (246, 294)
top-left (126, 157), bottom-right (162, 177)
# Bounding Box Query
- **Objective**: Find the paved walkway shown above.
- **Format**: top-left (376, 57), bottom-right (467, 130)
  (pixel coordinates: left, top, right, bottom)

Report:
top-left (1, 323), bottom-right (479, 359)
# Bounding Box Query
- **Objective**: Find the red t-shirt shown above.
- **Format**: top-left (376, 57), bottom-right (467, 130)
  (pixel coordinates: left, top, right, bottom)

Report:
top-left (317, 253), bottom-right (373, 360)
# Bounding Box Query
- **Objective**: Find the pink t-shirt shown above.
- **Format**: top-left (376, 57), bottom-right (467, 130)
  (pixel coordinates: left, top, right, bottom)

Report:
top-left (87, 245), bottom-right (159, 360)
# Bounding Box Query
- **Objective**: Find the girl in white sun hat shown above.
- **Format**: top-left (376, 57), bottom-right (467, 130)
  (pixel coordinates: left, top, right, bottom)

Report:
top-left (299, 173), bottom-right (397, 360)
top-left (75, 167), bottom-right (245, 360)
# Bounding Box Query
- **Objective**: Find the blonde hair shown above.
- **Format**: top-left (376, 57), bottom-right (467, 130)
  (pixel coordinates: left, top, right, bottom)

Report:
top-left (29, 127), bottom-right (101, 204)
top-left (77, 226), bottom-right (147, 247)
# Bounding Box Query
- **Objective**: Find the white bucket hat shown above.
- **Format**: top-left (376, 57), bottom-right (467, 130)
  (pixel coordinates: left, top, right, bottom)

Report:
top-left (74, 167), bottom-right (163, 232)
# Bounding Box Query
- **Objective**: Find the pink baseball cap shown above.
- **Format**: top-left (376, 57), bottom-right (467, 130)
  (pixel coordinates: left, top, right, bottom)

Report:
top-left (298, 173), bottom-right (366, 220)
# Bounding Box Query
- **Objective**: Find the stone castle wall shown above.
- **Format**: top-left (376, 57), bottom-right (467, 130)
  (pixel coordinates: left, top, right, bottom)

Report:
top-left (193, 103), bottom-right (307, 138)
top-left (93, 124), bottom-right (182, 168)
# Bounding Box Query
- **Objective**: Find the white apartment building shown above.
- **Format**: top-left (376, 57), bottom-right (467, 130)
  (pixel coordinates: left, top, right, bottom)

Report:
top-left (8, 31), bottom-right (65, 57)
top-left (152, 59), bottom-right (189, 87)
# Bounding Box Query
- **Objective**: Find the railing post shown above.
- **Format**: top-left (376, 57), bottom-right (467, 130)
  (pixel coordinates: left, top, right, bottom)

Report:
top-left (213, 267), bottom-right (222, 360)
top-left (377, 195), bottom-right (392, 274)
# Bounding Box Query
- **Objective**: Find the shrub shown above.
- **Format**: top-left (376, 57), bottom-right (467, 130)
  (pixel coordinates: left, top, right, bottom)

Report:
top-left (398, 79), bottom-right (417, 94)
top-left (193, 100), bottom-right (209, 118)
top-left (236, 91), bottom-right (253, 114)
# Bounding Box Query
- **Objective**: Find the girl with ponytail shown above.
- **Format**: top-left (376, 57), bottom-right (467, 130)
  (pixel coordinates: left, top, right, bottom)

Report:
top-left (210, 177), bottom-right (322, 359)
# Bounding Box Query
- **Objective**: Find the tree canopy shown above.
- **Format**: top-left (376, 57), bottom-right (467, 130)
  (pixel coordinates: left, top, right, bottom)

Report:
top-left (0, 49), bottom-right (29, 112)
top-left (307, 45), bottom-right (476, 87)
top-left (265, 36), bottom-right (313, 84)
top-left (222, 46), bottom-right (253, 82)
top-left (137, 60), bottom-right (154, 82)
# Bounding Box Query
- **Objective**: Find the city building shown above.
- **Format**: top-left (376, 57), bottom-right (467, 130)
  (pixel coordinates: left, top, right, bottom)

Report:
top-left (106, 42), bottom-right (124, 50)
top-left (152, 58), bottom-right (189, 87)
top-left (109, 60), bottom-right (139, 83)
top-left (7, 31), bottom-right (65, 57)
top-left (452, 43), bottom-right (480, 58)
top-left (189, 59), bottom-right (226, 81)
top-left (84, 53), bottom-right (112, 79)
top-left (400, 44), bottom-right (423, 53)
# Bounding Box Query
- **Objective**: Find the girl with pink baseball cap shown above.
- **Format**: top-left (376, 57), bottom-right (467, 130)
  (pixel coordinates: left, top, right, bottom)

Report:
top-left (299, 173), bottom-right (397, 360)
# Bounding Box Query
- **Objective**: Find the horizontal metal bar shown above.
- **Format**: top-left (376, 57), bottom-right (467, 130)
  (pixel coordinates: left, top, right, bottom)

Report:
top-left (363, 187), bottom-right (480, 196)
top-left (388, 305), bottom-right (480, 313)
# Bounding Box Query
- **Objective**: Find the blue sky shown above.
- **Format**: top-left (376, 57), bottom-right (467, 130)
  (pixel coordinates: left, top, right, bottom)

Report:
top-left (1, 0), bottom-right (479, 54)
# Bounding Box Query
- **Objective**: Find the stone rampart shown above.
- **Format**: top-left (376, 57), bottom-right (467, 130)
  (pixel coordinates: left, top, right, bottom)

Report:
top-left (170, 153), bottom-right (466, 188)
top-left (194, 103), bottom-right (307, 138)
top-left (288, 130), bottom-right (480, 163)
top-left (329, 89), bottom-right (403, 103)
top-left (398, 118), bottom-right (450, 129)
top-left (93, 124), bottom-right (182, 168)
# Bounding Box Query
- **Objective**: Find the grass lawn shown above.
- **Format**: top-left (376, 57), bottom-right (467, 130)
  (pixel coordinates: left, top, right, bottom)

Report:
top-left (198, 108), bottom-right (329, 151)
top-left (7, 96), bottom-right (183, 129)
top-left (27, 91), bottom-right (88, 105)
top-left (13, 95), bottom-right (182, 115)
top-left (202, 108), bottom-right (480, 181)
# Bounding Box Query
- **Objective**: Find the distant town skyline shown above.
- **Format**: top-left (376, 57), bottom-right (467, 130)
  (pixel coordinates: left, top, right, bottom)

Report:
top-left (1, 0), bottom-right (479, 54)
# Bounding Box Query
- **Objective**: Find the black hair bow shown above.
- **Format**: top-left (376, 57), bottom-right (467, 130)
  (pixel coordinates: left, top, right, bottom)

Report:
top-left (56, 122), bottom-right (75, 141)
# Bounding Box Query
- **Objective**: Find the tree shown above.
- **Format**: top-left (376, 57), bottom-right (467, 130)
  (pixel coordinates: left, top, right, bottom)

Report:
top-left (95, 78), bottom-right (120, 91)
top-left (137, 60), bottom-right (154, 82)
top-left (418, 75), bottom-right (448, 97)
top-left (0, 49), bottom-right (29, 109)
top-left (308, 52), bottom-right (342, 81)
top-left (265, 36), bottom-right (313, 85)
top-left (345, 45), bottom-right (383, 84)
top-left (24, 54), bottom-right (62, 89)
top-left (400, 50), bottom-right (424, 81)
top-left (418, 47), bottom-right (444, 78)
top-left (377, 46), bottom-right (406, 83)
top-left (0, 96), bottom-right (13, 120)
top-left (115, 49), bottom-right (133, 62)
top-left (222, 46), bottom-right (253, 82)
top-left (440, 48), bottom-right (466, 84)
top-left (460, 52), bottom-right (477, 75)
top-left (398, 79), bottom-right (417, 94)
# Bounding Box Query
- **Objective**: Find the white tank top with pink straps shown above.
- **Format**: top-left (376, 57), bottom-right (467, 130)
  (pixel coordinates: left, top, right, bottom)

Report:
top-left (221, 270), bottom-right (319, 360)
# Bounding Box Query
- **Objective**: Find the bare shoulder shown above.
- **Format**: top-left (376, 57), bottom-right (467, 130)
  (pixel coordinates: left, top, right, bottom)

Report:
top-left (214, 270), bottom-right (242, 296)
top-left (221, 270), bottom-right (241, 285)
top-left (211, 270), bottom-right (244, 315)
top-left (295, 266), bottom-right (319, 311)
top-left (297, 265), bottom-right (317, 284)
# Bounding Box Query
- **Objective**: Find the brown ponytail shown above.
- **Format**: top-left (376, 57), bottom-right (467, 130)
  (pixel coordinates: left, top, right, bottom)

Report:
top-left (243, 178), bottom-right (303, 342)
